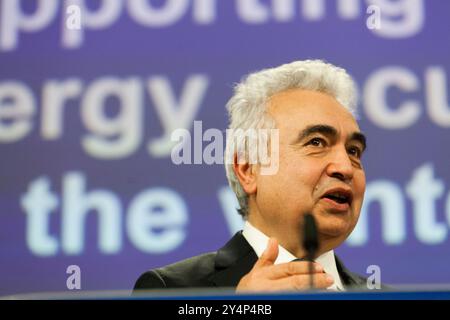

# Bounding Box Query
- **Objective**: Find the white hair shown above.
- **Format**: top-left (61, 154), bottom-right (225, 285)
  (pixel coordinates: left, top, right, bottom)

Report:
top-left (224, 59), bottom-right (358, 217)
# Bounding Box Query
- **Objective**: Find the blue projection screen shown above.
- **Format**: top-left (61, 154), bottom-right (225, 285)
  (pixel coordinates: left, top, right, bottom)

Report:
top-left (0, 0), bottom-right (449, 295)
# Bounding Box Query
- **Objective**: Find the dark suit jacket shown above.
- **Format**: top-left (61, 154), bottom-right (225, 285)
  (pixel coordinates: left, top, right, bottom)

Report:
top-left (133, 231), bottom-right (369, 291)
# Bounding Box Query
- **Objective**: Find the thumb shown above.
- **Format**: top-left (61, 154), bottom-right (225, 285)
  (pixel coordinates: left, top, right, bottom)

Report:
top-left (254, 237), bottom-right (279, 268)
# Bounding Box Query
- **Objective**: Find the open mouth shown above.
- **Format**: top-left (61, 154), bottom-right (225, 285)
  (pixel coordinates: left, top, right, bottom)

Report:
top-left (323, 193), bottom-right (349, 204)
top-left (321, 189), bottom-right (353, 206)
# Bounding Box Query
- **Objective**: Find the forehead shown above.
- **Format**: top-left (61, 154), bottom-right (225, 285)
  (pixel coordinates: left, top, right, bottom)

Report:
top-left (267, 88), bottom-right (359, 134)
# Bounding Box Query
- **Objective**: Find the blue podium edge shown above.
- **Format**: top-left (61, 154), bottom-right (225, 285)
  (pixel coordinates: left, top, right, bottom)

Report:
top-left (4, 286), bottom-right (450, 300)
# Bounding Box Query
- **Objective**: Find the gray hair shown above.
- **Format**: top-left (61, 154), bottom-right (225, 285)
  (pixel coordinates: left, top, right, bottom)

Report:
top-left (224, 59), bottom-right (358, 218)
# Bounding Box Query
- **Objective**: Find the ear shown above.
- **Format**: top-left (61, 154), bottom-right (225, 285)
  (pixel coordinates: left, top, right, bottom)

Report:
top-left (233, 153), bottom-right (257, 195)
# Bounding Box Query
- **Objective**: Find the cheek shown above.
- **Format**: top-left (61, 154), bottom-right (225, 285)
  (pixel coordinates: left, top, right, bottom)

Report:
top-left (279, 165), bottom-right (323, 207)
top-left (353, 171), bottom-right (366, 203)
top-left (259, 150), bottom-right (325, 201)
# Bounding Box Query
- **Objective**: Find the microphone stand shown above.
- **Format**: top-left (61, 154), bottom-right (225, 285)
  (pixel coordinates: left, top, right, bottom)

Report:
top-left (302, 213), bottom-right (319, 290)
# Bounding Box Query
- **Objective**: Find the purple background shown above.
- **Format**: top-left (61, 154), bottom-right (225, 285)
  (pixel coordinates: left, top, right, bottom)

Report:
top-left (0, 0), bottom-right (449, 295)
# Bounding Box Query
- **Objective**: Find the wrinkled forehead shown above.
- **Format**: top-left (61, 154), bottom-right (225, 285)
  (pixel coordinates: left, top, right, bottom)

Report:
top-left (267, 88), bottom-right (360, 133)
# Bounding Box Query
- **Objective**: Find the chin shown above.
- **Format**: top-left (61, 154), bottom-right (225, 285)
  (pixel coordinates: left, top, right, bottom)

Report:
top-left (317, 220), bottom-right (352, 239)
top-left (318, 231), bottom-right (349, 251)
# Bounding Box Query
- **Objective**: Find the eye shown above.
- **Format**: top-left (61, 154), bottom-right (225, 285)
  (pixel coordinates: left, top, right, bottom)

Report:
top-left (306, 137), bottom-right (326, 147)
top-left (348, 146), bottom-right (363, 159)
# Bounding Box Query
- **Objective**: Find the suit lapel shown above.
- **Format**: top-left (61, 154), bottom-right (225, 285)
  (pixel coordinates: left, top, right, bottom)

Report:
top-left (209, 231), bottom-right (258, 287)
top-left (335, 255), bottom-right (366, 288)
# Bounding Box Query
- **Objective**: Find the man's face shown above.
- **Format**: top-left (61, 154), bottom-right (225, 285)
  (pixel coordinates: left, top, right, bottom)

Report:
top-left (249, 89), bottom-right (366, 255)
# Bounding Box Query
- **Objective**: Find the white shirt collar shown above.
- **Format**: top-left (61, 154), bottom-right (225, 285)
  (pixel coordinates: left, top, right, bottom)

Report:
top-left (242, 220), bottom-right (345, 291)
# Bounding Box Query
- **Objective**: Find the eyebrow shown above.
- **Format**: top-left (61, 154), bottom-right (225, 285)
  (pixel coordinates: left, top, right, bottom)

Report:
top-left (350, 132), bottom-right (367, 152)
top-left (293, 124), bottom-right (367, 151)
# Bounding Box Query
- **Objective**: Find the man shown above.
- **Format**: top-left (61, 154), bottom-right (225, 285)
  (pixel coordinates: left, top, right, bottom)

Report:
top-left (134, 60), bottom-right (372, 292)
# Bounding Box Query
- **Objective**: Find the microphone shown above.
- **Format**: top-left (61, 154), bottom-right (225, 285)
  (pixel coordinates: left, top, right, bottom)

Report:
top-left (302, 213), bottom-right (319, 289)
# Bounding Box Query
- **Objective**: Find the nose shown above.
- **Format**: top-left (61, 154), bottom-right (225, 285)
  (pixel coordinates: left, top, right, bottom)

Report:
top-left (326, 146), bottom-right (354, 183)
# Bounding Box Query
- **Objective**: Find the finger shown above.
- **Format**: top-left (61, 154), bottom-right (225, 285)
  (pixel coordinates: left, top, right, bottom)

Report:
top-left (253, 237), bottom-right (279, 269)
top-left (269, 273), bottom-right (335, 291)
top-left (265, 261), bottom-right (324, 280)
